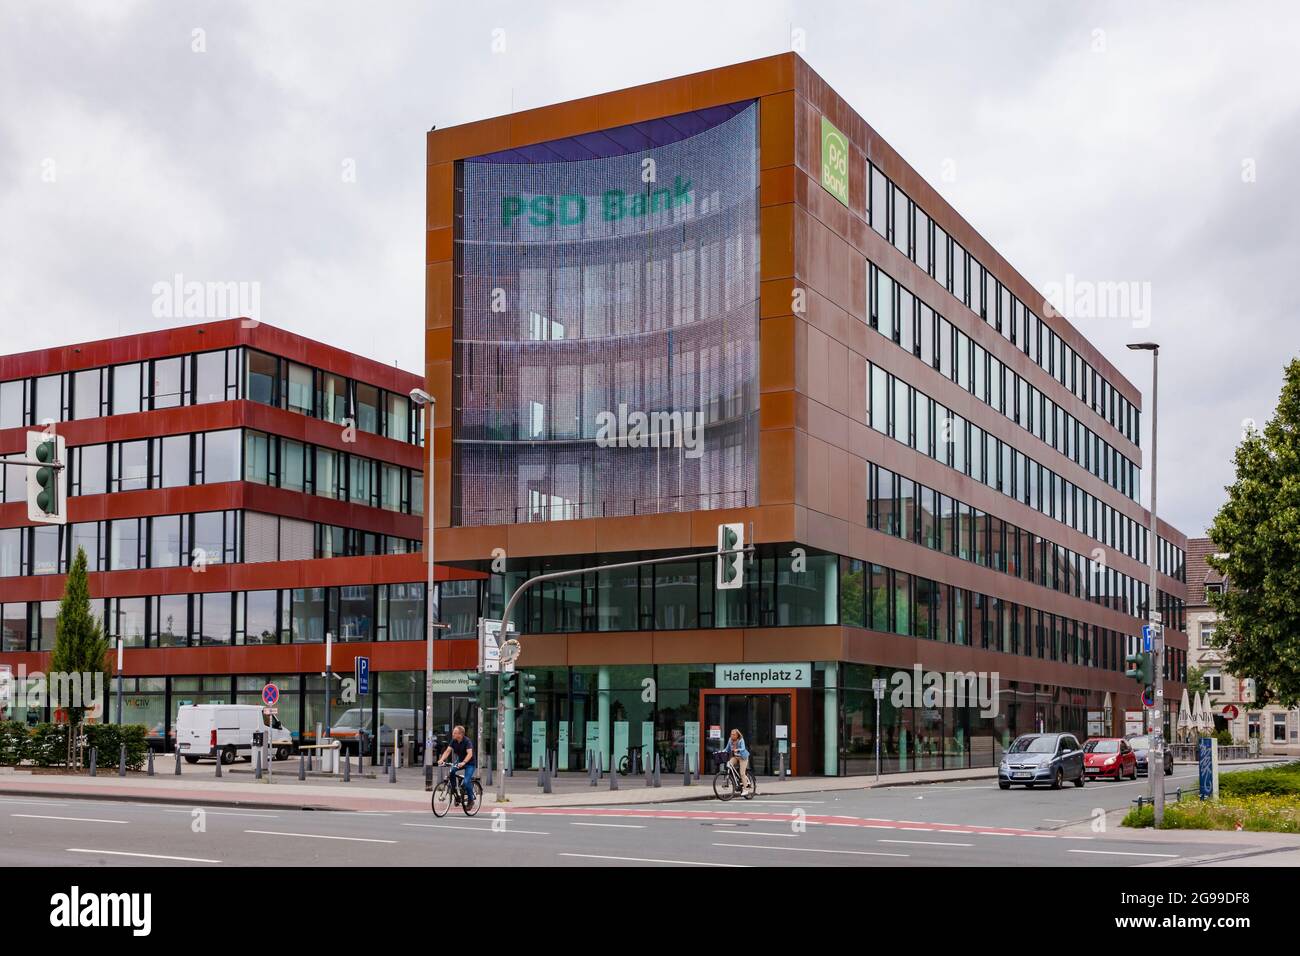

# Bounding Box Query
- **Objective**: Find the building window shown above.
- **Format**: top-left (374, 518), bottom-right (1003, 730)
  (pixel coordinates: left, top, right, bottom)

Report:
top-left (1199, 623), bottom-right (1216, 648)
top-left (1205, 670), bottom-right (1222, 694)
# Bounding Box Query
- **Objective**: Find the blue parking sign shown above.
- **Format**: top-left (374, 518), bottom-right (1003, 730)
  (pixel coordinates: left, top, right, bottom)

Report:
top-left (356, 656), bottom-right (370, 696)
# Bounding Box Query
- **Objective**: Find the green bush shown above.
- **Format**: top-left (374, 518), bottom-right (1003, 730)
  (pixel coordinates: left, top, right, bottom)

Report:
top-left (1219, 760), bottom-right (1300, 798)
top-left (1215, 728), bottom-right (1235, 746)
top-left (26, 723), bottom-right (69, 767)
top-left (0, 721), bottom-right (30, 765)
top-left (84, 724), bottom-right (149, 771)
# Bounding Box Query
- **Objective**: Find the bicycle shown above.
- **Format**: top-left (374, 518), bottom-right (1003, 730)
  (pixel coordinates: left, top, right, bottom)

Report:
top-left (618, 744), bottom-right (680, 776)
top-left (711, 750), bottom-right (757, 801)
top-left (431, 763), bottom-right (483, 817)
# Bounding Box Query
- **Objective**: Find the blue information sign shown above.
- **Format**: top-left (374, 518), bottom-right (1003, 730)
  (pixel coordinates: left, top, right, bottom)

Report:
top-left (355, 656), bottom-right (370, 696)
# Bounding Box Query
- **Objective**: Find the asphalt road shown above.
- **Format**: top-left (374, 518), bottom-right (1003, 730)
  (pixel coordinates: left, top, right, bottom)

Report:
top-left (0, 768), bottom-right (1273, 867)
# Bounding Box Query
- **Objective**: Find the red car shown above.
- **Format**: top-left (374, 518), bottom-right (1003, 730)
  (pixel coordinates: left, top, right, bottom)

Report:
top-left (1083, 737), bottom-right (1137, 780)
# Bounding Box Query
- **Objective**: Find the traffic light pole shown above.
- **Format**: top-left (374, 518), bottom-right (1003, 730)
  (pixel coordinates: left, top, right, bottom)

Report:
top-left (491, 543), bottom-right (753, 803)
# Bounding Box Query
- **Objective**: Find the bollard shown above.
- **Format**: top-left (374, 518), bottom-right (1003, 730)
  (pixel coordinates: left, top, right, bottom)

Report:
top-left (485, 756), bottom-right (493, 788)
top-left (653, 752), bottom-right (661, 788)
top-left (255, 749), bottom-right (263, 781)
top-left (645, 754), bottom-right (654, 788)
top-left (215, 753), bottom-right (222, 777)
top-left (683, 755), bottom-right (692, 787)
top-left (425, 763), bottom-right (433, 790)
top-left (342, 754), bottom-right (350, 782)
top-left (609, 761), bottom-right (619, 791)
top-left (299, 753), bottom-right (306, 781)
top-left (147, 749), bottom-right (154, 776)
top-left (174, 749), bottom-right (181, 776)
top-left (506, 748), bottom-right (513, 778)
top-left (388, 758), bottom-right (397, 784)
top-left (542, 766), bottom-right (552, 794)
top-left (118, 743), bottom-right (127, 777)
top-left (89, 747), bottom-right (97, 777)
top-left (589, 751), bottom-right (598, 787)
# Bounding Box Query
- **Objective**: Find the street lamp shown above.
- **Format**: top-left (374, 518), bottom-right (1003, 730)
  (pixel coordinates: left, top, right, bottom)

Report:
top-left (409, 387), bottom-right (437, 787)
top-left (1127, 341), bottom-right (1162, 827)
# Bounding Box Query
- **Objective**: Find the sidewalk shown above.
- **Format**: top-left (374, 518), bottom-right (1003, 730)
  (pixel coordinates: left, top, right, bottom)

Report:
top-left (0, 761), bottom-right (997, 812)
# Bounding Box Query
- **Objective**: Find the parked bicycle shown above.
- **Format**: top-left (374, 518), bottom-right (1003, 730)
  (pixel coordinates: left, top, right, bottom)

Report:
top-left (431, 764), bottom-right (483, 817)
top-left (617, 744), bottom-right (679, 776)
top-left (711, 749), bottom-right (757, 801)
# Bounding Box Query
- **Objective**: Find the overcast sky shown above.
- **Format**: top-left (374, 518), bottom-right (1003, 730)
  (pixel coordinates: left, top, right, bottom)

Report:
top-left (2, 0), bottom-right (1296, 538)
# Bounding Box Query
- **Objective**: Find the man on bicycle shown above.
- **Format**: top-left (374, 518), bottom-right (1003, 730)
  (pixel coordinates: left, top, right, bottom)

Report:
top-left (721, 728), bottom-right (751, 794)
top-left (437, 725), bottom-right (476, 809)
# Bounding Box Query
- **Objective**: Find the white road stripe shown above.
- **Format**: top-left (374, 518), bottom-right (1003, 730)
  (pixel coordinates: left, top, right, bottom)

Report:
top-left (879, 839), bottom-right (973, 847)
top-left (560, 852), bottom-right (747, 867)
top-left (159, 809), bottom-right (281, 818)
top-left (714, 830), bottom-right (800, 839)
top-left (12, 813), bottom-right (127, 824)
top-left (244, 829), bottom-right (396, 844)
top-left (67, 848), bottom-right (221, 863)
top-left (714, 843), bottom-right (908, 858)
top-left (403, 823), bottom-right (550, 835)
top-left (1068, 848), bottom-right (1179, 859)
top-left (570, 822), bottom-right (646, 829)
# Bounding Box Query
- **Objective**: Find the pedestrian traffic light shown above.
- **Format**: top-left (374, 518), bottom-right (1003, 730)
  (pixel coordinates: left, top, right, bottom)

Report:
top-left (25, 431), bottom-right (66, 525)
top-left (716, 522), bottom-right (744, 590)
top-left (519, 672), bottom-right (537, 707)
top-left (1124, 650), bottom-right (1153, 687)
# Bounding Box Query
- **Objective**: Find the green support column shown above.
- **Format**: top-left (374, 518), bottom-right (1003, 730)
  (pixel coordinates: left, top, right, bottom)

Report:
top-left (504, 692), bottom-right (516, 770)
top-left (823, 661), bottom-right (839, 777)
top-left (597, 665), bottom-right (610, 771)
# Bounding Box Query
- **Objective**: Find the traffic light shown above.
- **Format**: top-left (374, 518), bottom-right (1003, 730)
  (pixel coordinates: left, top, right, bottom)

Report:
top-left (519, 672), bottom-right (537, 707)
top-left (467, 671), bottom-right (484, 698)
top-left (1124, 650), bottom-right (1154, 705)
top-left (26, 431), bottom-right (66, 525)
top-left (500, 672), bottom-right (517, 697)
top-left (716, 522), bottom-right (744, 590)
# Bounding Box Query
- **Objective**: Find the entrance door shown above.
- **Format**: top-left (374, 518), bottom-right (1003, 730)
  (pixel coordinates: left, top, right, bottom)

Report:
top-left (431, 695), bottom-right (478, 758)
top-left (701, 691), bottom-right (795, 776)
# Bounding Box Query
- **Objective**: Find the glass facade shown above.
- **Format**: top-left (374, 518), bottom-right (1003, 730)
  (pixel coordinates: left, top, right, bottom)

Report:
top-left (454, 101), bottom-right (760, 525)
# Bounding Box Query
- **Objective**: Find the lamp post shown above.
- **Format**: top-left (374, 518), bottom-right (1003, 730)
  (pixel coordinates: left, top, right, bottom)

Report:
top-left (409, 388), bottom-right (437, 787)
top-left (1128, 341), bottom-right (1162, 827)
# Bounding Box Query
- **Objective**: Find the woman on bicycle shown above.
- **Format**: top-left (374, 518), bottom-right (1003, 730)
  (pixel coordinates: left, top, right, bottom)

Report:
top-left (721, 728), bottom-right (751, 795)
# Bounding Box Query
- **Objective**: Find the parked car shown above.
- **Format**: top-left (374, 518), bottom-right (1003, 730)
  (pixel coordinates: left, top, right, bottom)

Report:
top-left (175, 704), bottom-right (293, 765)
top-left (1125, 733), bottom-right (1174, 776)
top-left (331, 707), bottom-right (419, 755)
top-left (998, 733), bottom-right (1086, 789)
top-left (1083, 737), bottom-right (1137, 780)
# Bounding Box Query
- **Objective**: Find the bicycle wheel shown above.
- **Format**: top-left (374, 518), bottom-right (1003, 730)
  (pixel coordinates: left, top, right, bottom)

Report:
top-left (742, 770), bottom-right (757, 800)
top-left (618, 755), bottom-right (630, 776)
top-left (712, 769), bottom-right (735, 801)
top-left (462, 779), bottom-right (483, 816)
top-left (431, 781), bottom-right (452, 817)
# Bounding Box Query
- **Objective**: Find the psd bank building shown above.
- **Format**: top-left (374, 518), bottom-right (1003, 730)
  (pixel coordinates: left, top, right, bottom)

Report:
top-left (423, 53), bottom-right (1189, 776)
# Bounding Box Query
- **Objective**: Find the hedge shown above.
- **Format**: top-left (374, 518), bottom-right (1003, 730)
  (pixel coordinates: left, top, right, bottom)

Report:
top-left (0, 721), bottom-right (150, 769)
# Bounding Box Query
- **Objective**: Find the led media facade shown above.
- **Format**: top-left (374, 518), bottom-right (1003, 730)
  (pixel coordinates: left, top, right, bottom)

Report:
top-left (453, 101), bottom-right (759, 526)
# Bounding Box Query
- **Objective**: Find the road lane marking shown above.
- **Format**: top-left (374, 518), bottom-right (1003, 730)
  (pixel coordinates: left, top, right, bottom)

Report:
top-left (12, 814), bottom-right (128, 824)
top-left (746, 800), bottom-right (825, 805)
top-left (403, 824), bottom-right (550, 835)
top-left (244, 829), bottom-right (396, 844)
top-left (67, 848), bottom-right (221, 863)
top-left (714, 843), bottom-right (908, 858)
top-left (159, 809), bottom-right (281, 818)
top-left (560, 853), bottom-right (746, 867)
top-left (570, 822), bottom-right (646, 829)
top-left (1068, 848), bottom-right (1179, 859)
top-left (879, 839), bottom-right (973, 847)
top-left (714, 830), bottom-right (800, 839)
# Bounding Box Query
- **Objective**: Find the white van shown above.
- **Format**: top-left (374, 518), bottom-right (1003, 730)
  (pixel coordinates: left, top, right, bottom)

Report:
top-left (175, 704), bottom-right (294, 765)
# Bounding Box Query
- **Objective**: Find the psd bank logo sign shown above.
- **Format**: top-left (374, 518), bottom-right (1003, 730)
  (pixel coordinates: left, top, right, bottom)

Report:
top-left (820, 116), bottom-right (850, 208)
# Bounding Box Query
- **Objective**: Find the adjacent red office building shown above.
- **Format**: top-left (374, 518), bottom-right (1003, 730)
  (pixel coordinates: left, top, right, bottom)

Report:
top-left (0, 319), bottom-right (479, 750)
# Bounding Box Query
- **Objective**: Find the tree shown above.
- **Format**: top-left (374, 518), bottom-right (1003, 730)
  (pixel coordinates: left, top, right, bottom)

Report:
top-left (1206, 358), bottom-right (1300, 708)
top-left (1185, 663), bottom-right (1209, 699)
top-left (48, 547), bottom-right (110, 734)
